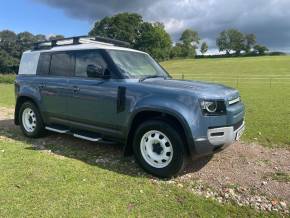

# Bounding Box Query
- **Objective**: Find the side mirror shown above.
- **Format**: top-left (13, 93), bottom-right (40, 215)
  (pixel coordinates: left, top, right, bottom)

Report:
top-left (86, 64), bottom-right (105, 78)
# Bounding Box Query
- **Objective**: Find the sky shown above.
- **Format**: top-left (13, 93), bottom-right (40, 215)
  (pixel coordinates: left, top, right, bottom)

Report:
top-left (1, 0), bottom-right (290, 53)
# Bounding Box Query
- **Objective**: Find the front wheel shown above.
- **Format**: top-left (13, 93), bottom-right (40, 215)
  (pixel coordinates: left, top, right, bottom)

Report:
top-left (133, 119), bottom-right (186, 178)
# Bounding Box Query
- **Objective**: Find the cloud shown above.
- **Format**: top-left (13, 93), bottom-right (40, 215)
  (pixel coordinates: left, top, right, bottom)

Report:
top-left (34, 0), bottom-right (290, 52)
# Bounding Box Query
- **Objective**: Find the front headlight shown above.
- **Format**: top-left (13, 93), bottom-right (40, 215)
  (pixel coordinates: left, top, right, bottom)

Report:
top-left (200, 100), bottom-right (226, 115)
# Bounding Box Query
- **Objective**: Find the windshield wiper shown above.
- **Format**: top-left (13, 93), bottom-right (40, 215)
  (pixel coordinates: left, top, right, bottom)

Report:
top-left (139, 75), bottom-right (166, 82)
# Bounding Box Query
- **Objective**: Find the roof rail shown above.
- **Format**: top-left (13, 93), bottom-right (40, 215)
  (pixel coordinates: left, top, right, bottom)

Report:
top-left (32, 35), bottom-right (130, 50)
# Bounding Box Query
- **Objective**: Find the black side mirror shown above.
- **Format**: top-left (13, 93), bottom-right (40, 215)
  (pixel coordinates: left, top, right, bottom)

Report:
top-left (86, 64), bottom-right (104, 78)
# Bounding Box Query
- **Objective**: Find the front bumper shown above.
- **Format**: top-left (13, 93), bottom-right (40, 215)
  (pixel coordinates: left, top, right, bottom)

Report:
top-left (191, 121), bottom-right (245, 158)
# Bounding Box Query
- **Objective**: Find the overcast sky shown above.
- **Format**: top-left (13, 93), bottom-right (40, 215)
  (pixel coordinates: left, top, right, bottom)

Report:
top-left (1, 0), bottom-right (290, 53)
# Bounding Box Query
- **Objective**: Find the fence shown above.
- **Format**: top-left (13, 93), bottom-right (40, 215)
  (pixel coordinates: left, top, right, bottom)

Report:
top-left (171, 73), bottom-right (290, 88)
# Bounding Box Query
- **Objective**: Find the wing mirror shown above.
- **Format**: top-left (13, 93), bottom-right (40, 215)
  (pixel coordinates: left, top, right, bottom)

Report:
top-left (87, 64), bottom-right (110, 79)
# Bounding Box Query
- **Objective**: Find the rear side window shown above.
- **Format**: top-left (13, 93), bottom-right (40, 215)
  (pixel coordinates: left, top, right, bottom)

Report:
top-left (50, 52), bottom-right (74, 77)
top-left (75, 50), bottom-right (107, 77)
top-left (36, 53), bottom-right (51, 75)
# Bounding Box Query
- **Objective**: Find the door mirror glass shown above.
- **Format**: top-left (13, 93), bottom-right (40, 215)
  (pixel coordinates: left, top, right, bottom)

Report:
top-left (86, 64), bottom-right (104, 78)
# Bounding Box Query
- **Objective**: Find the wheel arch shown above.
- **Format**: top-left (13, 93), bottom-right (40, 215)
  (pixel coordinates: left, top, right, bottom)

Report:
top-left (14, 95), bottom-right (41, 125)
top-left (124, 108), bottom-right (192, 157)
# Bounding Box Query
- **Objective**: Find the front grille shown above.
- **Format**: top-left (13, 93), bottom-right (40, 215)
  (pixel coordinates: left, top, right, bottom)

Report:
top-left (234, 119), bottom-right (244, 131)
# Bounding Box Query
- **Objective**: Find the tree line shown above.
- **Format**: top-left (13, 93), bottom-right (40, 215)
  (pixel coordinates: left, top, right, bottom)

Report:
top-left (0, 12), bottom-right (271, 74)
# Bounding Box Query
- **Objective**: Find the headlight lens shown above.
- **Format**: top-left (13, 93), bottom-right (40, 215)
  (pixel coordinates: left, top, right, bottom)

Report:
top-left (201, 101), bottom-right (218, 113)
top-left (200, 100), bottom-right (226, 115)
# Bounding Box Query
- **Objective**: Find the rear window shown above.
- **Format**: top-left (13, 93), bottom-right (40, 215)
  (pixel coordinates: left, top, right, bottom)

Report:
top-left (36, 53), bottom-right (51, 75)
top-left (50, 52), bottom-right (74, 77)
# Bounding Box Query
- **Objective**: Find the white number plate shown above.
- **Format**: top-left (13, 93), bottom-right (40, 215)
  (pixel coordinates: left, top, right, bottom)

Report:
top-left (235, 125), bottom-right (245, 140)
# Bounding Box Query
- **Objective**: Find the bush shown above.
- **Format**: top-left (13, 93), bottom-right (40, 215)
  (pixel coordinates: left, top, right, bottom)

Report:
top-left (0, 74), bottom-right (16, 84)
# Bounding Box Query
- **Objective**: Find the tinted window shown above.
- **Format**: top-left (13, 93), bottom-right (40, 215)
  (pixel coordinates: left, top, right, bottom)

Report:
top-left (36, 53), bottom-right (51, 75)
top-left (50, 53), bottom-right (74, 76)
top-left (75, 50), bottom-right (107, 77)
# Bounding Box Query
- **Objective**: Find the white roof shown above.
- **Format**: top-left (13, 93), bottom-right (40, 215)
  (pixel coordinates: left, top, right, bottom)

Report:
top-left (23, 42), bottom-right (146, 54)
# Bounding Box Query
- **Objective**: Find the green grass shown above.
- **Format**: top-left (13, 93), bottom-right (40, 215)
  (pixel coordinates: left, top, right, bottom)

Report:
top-left (0, 136), bottom-right (277, 217)
top-left (162, 56), bottom-right (290, 148)
top-left (0, 74), bottom-right (16, 84)
top-left (0, 83), bottom-right (15, 107)
top-left (265, 172), bottom-right (290, 183)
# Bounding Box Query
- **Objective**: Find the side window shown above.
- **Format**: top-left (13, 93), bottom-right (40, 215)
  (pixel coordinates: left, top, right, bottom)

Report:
top-left (36, 53), bottom-right (51, 75)
top-left (50, 52), bottom-right (74, 77)
top-left (75, 50), bottom-right (107, 77)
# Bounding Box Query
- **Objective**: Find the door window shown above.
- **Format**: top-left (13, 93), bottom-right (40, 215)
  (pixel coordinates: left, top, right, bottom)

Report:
top-left (50, 52), bottom-right (74, 77)
top-left (36, 53), bottom-right (51, 75)
top-left (75, 50), bottom-right (107, 78)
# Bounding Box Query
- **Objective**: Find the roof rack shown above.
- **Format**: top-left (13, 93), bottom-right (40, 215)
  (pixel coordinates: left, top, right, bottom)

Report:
top-left (32, 35), bottom-right (131, 50)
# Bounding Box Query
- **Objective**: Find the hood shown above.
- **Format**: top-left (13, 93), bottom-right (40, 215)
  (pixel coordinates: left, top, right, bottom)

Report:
top-left (143, 78), bottom-right (240, 100)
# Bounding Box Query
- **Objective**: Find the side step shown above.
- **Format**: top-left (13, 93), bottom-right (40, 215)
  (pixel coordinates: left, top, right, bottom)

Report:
top-left (45, 126), bottom-right (115, 144)
top-left (45, 126), bottom-right (69, 134)
top-left (73, 133), bottom-right (101, 142)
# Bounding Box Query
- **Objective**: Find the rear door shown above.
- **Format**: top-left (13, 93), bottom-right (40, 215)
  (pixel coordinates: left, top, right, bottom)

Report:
top-left (37, 52), bottom-right (74, 123)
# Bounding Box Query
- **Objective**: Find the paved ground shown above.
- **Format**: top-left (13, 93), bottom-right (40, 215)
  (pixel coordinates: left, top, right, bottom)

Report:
top-left (0, 106), bottom-right (289, 214)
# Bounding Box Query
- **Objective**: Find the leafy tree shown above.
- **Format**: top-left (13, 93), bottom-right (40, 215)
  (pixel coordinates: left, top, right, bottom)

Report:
top-left (216, 29), bottom-right (245, 55)
top-left (200, 42), bottom-right (208, 55)
top-left (180, 29), bottom-right (200, 47)
top-left (244, 33), bottom-right (256, 53)
top-left (0, 30), bottom-right (17, 42)
top-left (228, 29), bottom-right (245, 55)
top-left (179, 29), bottom-right (200, 58)
top-left (216, 30), bottom-right (231, 54)
top-left (49, 35), bottom-right (65, 40)
top-left (170, 43), bottom-right (183, 59)
top-left (34, 34), bottom-right (46, 42)
top-left (89, 13), bottom-right (143, 44)
top-left (135, 22), bottom-right (172, 60)
top-left (89, 13), bottom-right (172, 60)
top-left (254, 44), bottom-right (269, 55)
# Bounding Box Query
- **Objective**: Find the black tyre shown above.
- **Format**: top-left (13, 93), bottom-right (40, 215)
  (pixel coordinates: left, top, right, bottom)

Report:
top-left (133, 119), bottom-right (186, 178)
top-left (19, 101), bottom-right (44, 138)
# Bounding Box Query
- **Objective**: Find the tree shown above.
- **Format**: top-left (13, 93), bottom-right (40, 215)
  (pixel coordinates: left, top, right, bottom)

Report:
top-left (0, 30), bottom-right (17, 42)
top-left (89, 13), bottom-right (143, 44)
top-left (135, 22), bottom-right (172, 60)
top-left (253, 44), bottom-right (269, 55)
top-left (216, 30), bottom-right (231, 54)
top-left (244, 33), bottom-right (256, 53)
top-left (48, 35), bottom-right (65, 40)
top-left (200, 42), bottom-right (208, 55)
top-left (216, 29), bottom-right (245, 55)
top-left (180, 29), bottom-right (200, 46)
top-left (89, 13), bottom-right (173, 60)
top-left (179, 29), bottom-right (200, 58)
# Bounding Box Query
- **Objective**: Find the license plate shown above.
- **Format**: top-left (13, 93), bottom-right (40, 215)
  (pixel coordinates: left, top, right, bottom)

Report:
top-left (235, 125), bottom-right (245, 140)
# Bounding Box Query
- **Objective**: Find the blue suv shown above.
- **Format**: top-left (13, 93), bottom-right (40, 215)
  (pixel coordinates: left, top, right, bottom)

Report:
top-left (15, 36), bottom-right (245, 178)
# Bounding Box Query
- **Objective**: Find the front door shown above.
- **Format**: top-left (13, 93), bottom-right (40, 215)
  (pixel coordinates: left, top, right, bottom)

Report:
top-left (67, 50), bottom-right (122, 135)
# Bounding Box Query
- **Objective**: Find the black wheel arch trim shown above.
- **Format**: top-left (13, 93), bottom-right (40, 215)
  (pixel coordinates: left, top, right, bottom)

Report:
top-left (123, 107), bottom-right (194, 156)
top-left (14, 95), bottom-right (43, 125)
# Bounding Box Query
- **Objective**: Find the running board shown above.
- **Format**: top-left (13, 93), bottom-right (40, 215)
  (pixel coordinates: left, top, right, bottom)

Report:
top-left (45, 126), bottom-right (69, 134)
top-left (73, 133), bottom-right (102, 142)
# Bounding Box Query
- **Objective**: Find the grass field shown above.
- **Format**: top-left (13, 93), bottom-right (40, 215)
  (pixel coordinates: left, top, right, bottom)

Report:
top-left (162, 56), bottom-right (290, 148)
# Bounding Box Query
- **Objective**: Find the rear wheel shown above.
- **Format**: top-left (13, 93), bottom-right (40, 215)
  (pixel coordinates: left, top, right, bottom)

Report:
top-left (19, 102), bottom-right (44, 138)
top-left (133, 119), bottom-right (186, 178)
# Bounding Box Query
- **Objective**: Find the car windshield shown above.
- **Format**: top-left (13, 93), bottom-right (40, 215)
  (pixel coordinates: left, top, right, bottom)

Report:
top-left (107, 50), bottom-right (169, 79)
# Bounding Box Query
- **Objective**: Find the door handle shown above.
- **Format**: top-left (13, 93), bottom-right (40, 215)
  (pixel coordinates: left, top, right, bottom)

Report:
top-left (39, 83), bottom-right (46, 89)
top-left (73, 86), bottom-right (80, 93)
